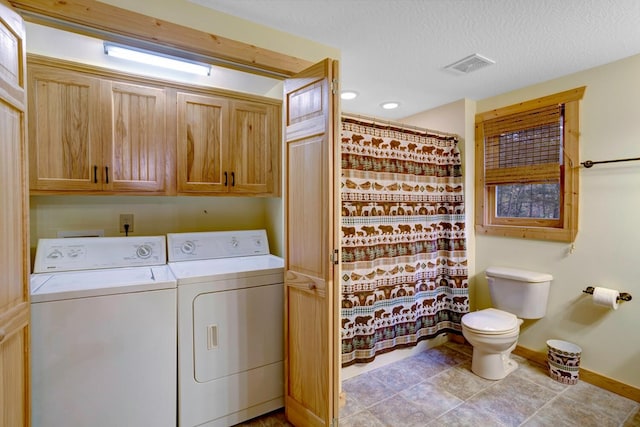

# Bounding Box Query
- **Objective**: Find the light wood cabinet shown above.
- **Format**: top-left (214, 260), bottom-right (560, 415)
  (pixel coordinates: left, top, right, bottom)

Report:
top-left (28, 57), bottom-right (281, 196)
top-left (102, 80), bottom-right (166, 192)
top-left (229, 100), bottom-right (279, 194)
top-left (176, 92), bottom-right (229, 193)
top-left (28, 63), bottom-right (167, 193)
top-left (177, 92), bottom-right (280, 196)
top-left (28, 66), bottom-right (101, 191)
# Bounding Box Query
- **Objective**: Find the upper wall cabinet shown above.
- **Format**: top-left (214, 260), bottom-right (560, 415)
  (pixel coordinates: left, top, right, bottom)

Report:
top-left (28, 62), bottom-right (166, 194)
top-left (27, 56), bottom-right (282, 197)
top-left (176, 92), bottom-right (280, 196)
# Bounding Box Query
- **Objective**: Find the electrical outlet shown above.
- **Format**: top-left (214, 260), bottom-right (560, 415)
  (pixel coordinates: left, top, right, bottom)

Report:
top-left (119, 214), bottom-right (134, 233)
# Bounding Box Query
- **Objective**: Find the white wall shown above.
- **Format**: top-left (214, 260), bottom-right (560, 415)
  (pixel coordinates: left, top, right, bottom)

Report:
top-left (475, 53), bottom-right (640, 389)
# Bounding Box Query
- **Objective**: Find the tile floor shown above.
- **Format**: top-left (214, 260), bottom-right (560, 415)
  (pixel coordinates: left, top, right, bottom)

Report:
top-left (234, 341), bottom-right (640, 427)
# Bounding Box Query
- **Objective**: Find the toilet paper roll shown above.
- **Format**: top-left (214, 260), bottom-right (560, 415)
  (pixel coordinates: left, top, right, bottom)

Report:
top-left (592, 286), bottom-right (619, 310)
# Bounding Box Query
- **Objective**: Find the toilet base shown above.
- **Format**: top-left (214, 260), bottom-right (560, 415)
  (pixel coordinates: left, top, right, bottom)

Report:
top-left (471, 348), bottom-right (519, 380)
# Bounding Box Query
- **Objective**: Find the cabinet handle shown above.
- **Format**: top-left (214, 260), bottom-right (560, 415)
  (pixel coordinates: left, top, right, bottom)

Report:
top-left (231, 172), bottom-right (235, 187)
top-left (93, 165), bottom-right (98, 183)
top-left (105, 166), bottom-right (109, 184)
top-left (224, 171), bottom-right (228, 186)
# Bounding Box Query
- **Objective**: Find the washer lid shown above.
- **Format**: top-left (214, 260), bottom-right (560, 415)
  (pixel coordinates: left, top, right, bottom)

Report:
top-left (30, 265), bottom-right (176, 303)
top-left (462, 308), bottom-right (519, 332)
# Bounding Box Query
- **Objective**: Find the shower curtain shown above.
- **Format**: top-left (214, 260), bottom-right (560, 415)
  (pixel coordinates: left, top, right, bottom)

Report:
top-left (340, 117), bottom-right (468, 367)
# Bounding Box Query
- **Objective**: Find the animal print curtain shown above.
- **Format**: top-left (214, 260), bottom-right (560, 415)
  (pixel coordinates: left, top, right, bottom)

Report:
top-left (340, 117), bottom-right (468, 366)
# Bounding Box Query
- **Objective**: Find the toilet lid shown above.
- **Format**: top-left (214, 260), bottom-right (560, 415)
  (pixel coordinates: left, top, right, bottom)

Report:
top-left (462, 308), bottom-right (519, 333)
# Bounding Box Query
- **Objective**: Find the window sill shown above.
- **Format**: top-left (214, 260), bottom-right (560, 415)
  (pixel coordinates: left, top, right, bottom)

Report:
top-left (475, 223), bottom-right (576, 243)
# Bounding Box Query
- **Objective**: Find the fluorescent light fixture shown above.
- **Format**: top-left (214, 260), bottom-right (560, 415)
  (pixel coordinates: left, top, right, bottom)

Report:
top-left (341, 90), bottom-right (358, 100)
top-left (381, 101), bottom-right (399, 110)
top-left (104, 42), bottom-right (211, 76)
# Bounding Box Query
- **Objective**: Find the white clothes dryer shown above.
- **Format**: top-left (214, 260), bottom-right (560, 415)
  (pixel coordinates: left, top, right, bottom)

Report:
top-left (167, 230), bottom-right (284, 427)
top-left (30, 236), bottom-right (177, 427)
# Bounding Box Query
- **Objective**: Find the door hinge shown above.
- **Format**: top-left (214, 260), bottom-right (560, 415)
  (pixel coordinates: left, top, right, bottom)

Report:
top-left (330, 249), bottom-right (339, 265)
top-left (331, 78), bottom-right (339, 95)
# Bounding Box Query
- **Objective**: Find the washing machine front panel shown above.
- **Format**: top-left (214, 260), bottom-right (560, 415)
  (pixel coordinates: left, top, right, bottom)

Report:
top-left (193, 282), bottom-right (284, 383)
top-left (31, 286), bottom-right (177, 427)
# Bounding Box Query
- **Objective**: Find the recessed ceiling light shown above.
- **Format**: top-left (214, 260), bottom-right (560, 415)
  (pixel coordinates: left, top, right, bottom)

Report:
top-left (381, 102), bottom-right (399, 110)
top-left (341, 91), bottom-right (358, 100)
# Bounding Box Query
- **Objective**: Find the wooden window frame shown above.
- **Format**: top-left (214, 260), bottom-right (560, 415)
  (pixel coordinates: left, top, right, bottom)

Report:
top-left (475, 87), bottom-right (585, 242)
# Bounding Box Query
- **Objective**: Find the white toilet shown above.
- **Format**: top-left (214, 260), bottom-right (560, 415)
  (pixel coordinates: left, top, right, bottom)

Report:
top-left (461, 266), bottom-right (553, 380)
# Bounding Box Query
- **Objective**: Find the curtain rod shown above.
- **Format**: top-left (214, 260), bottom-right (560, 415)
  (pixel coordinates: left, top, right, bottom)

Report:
top-left (580, 157), bottom-right (640, 168)
top-left (341, 112), bottom-right (458, 138)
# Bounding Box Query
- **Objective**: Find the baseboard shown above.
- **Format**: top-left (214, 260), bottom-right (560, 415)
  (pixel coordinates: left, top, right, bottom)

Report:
top-left (513, 345), bottom-right (640, 403)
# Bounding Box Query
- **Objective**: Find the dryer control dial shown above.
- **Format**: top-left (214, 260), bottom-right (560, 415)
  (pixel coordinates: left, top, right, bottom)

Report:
top-left (181, 241), bottom-right (196, 254)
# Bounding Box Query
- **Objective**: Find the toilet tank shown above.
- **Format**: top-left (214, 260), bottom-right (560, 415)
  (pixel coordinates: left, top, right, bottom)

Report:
top-left (486, 266), bottom-right (553, 319)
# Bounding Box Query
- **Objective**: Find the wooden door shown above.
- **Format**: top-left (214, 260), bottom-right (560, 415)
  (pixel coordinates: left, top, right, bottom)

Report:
top-left (28, 64), bottom-right (101, 191)
top-left (229, 100), bottom-right (280, 195)
top-left (103, 80), bottom-right (166, 192)
top-left (176, 92), bottom-right (229, 193)
top-left (284, 59), bottom-right (340, 427)
top-left (0, 1), bottom-right (30, 425)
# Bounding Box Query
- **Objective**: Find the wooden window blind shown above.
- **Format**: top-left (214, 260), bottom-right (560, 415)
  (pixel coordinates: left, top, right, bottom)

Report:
top-left (482, 104), bottom-right (563, 185)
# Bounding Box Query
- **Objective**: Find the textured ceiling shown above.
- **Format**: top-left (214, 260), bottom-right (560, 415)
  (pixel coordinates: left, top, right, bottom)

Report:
top-left (191, 0), bottom-right (640, 119)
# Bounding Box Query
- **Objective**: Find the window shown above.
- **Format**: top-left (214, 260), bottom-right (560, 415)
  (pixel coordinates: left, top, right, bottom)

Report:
top-left (475, 87), bottom-right (585, 242)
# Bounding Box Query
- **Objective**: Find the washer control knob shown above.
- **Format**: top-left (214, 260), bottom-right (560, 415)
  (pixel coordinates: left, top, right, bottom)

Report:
top-left (136, 244), bottom-right (152, 259)
top-left (181, 241), bottom-right (196, 254)
top-left (47, 249), bottom-right (63, 259)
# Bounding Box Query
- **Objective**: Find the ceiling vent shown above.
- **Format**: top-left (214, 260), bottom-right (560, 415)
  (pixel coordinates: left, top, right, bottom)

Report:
top-left (444, 53), bottom-right (495, 75)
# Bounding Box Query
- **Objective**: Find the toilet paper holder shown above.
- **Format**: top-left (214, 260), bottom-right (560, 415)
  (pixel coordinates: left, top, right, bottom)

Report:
top-left (582, 286), bottom-right (632, 302)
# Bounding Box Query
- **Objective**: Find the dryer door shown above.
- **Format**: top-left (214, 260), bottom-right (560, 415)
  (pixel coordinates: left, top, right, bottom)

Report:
top-left (193, 282), bottom-right (284, 382)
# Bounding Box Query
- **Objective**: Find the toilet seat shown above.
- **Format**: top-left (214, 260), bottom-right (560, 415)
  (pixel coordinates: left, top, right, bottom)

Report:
top-left (462, 308), bottom-right (519, 334)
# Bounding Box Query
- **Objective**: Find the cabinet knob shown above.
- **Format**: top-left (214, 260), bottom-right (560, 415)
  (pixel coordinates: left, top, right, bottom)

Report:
top-left (93, 165), bottom-right (98, 183)
top-left (224, 171), bottom-right (228, 186)
top-left (105, 166), bottom-right (109, 184)
top-left (231, 172), bottom-right (235, 187)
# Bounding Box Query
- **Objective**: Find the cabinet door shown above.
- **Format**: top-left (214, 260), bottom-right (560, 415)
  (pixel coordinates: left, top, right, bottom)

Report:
top-left (229, 100), bottom-right (280, 195)
top-left (0, 1), bottom-right (30, 424)
top-left (103, 81), bottom-right (166, 192)
top-left (28, 65), bottom-right (102, 191)
top-left (176, 92), bottom-right (229, 193)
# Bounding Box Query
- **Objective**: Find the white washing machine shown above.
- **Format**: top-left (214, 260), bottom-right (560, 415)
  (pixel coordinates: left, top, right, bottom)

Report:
top-left (30, 236), bottom-right (177, 427)
top-left (167, 229), bottom-right (284, 427)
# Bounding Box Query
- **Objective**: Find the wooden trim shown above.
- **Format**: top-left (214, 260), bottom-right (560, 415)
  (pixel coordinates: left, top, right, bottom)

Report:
top-left (476, 86), bottom-right (586, 122)
top-left (513, 345), bottom-right (640, 403)
top-left (9, 0), bottom-right (313, 78)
